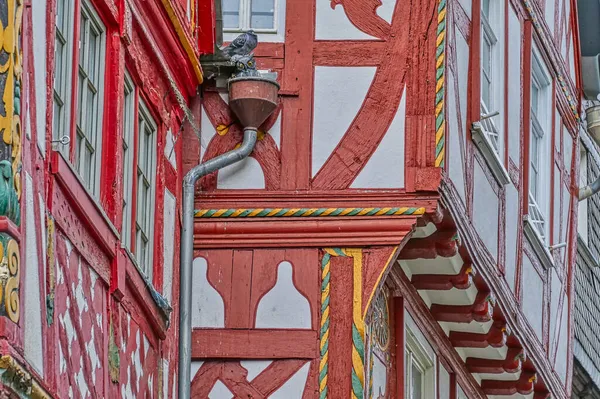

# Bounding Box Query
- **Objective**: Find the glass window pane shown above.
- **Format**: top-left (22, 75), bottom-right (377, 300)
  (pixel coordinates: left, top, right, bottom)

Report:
top-left (482, 0), bottom-right (490, 18)
top-left (223, 0), bottom-right (240, 29)
top-left (251, 0), bottom-right (275, 29)
top-left (411, 364), bottom-right (422, 399)
top-left (89, 30), bottom-right (98, 82)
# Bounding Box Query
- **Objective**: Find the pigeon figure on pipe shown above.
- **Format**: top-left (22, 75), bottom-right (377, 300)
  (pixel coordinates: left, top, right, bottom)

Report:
top-left (221, 30), bottom-right (258, 58)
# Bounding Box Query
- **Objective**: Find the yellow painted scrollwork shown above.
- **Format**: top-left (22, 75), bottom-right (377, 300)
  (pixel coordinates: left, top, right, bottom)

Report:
top-left (0, 235), bottom-right (19, 323)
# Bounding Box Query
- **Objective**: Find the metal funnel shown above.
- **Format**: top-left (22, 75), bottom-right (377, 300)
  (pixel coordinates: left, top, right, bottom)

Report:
top-left (228, 76), bottom-right (280, 129)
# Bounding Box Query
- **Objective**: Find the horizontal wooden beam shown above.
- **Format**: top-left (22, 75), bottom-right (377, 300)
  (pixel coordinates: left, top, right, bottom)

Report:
top-left (191, 329), bottom-right (318, 359)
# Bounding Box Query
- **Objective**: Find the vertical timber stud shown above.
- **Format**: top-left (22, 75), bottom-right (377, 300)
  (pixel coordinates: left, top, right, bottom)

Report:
top-left (0, 0), bottom-right (23, 325)
top-left (319, 249), bottom-right (365, 399)
top-left (435, 0), bottom-right (448, 168)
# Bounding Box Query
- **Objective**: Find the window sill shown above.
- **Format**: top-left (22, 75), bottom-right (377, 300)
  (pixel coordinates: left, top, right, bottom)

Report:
top-left (577, 234), bottom-right (600, 268)
top-left (471, 121), bottom-right (510, 186)
top-left (50, 150), bottom-right (119, 257)
top-left (523, 216), bottom-right (554, 270)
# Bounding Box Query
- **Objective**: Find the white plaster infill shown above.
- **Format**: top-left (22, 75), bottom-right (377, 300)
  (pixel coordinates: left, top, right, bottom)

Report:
top-left (471, 121), bottom-right (510, 186)
top-left (523, 216), bottom-right (555, 270)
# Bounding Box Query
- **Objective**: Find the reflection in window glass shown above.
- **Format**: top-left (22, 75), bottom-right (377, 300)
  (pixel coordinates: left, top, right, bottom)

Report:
top-left (223, 0), bottom-right (240, 29)
top-left (411, 363), bottom-right (423, 399)
top-left (251, 0), bottom-right (275, 29)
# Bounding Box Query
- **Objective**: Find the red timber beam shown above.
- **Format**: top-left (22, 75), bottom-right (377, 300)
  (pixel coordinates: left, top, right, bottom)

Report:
top-left (449, 320), bottom-right (509, 348)
top-left (481, 371), bottom-right (538, 396)
top-left (411, 262), bottom-right (474, 290)
top-left (465, 347), bottom-right (526, 375)
top-left (397, 229), bottom-right (460, 259)
top-left (430, 291), bottom-right (496, 323)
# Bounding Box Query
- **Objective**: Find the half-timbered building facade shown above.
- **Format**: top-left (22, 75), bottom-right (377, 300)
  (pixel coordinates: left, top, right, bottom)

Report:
top-left (3, 0), bottom-right (584, 398)
top-left (189, 0), bottom-right (581, 397)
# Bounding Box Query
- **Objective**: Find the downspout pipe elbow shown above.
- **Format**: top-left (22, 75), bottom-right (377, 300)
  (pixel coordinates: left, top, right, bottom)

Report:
top-left (579, 175), bottom-right (600, 201)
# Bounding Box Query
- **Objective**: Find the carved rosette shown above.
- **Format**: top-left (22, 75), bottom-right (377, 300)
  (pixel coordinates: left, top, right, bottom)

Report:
top-left (0, 0), bottom-right (23, 325)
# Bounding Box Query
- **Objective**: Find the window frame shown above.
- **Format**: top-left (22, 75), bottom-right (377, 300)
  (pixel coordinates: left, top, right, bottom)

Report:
top-left (223, 0), bottom-right (279, 33)
top-left (527, 46), bottom-right (552, 243)
top-left (121, 76), bottom-right (159, 281)
top-left (52, 0), bottom-right (107, 199)
top-left (133, 99), bottom-right (158, 280)
top-left (404, 316), bottom-right (435, 399)
top-left (121, 73), bottom-right (136, 253)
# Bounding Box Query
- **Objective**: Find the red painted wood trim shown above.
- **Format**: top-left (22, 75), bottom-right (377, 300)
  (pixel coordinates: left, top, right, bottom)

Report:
top-left (129, 86), bottom-right (140, 251)
top-left (313, 41), bottom-right (386, 66)
top-left (50, 152), bottom-right (118, 257)
top-left (191, 329), bottom-right (318, 359)
top-left (394, 296), bottom-right (405, 399)
top-left (196, 0), bottom-right (216, 54)
top-left (193, 217), bottom-right (416, 248)
top-left (549, 81), bottom-right (557, 246)
top-left (0, 217), bottom-right (21, 242)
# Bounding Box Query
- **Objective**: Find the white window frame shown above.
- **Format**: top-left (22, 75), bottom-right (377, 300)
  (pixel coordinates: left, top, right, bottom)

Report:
top-left (578, 142), bottom-right (589, 244)
top-left (135, 100), bottom-right (157, 280)
top-left (53, 0), bottom-right (75, 157)
top-left (479, 0), bottom-right (503, 154)
top-left (527, 46), bottom-right (552, 243)
top-left (222, 0), bottom-right (285, 42)
top-left (121, 73), bottom-right (135, 252)
top-left (223, 0), bottom-right (278, 33)
top-left (74, 0), bottom-right (106, 197)
top-left (405, 313), bottom-right (435, 399)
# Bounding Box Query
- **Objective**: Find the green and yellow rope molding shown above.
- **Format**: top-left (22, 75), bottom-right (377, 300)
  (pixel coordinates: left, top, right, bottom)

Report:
top-left (319, 248), bottom-right (365, 399)
top-left (195, 207), bottom-right (425, 218)
top-left (435, 0), bottom-right (447, 168)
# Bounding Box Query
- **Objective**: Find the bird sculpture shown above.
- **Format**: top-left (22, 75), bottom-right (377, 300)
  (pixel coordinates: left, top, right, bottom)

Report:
top-left (221, 30), bottom-right (258, 59)
top-left (230, 54), bottom-right (260, 78)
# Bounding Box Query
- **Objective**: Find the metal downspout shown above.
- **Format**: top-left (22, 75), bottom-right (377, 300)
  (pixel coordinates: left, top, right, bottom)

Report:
top-left (178, 128), bottom-right (258, 399)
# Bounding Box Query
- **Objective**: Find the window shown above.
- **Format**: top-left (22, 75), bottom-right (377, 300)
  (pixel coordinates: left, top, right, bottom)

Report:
top-left (122, 78), bottom-right (158, 280)
top-left (135, 102), bottom-right (158, 279)
top-left (53, 0), bottom-right (74, 157)
top-left (579, 143), bottom-right (589, 244)
top-left (405, 318), bottom-right (435, 399)
top-left (528, 49), bottom-right (552, 242)
top-left (52, 0), bottom-right (106, 197)
top-left (479, 0), bottom-right (501, 152)
top-left (223, 0), bottom-right (277, 32)
top-left (121, 74), bottom-right (135, 252)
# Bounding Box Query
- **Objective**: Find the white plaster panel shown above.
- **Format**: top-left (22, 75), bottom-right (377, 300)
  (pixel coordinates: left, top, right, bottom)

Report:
top-left (439, 365), bottom-right (451, 399)
top-left (312, 66), bottom-right (376, 176)
top-left (508, 8), bottom-right (522, 164)
top-left (456, 32), bottom-right (469, 139)
top-left (162, 359), bottom-right (169, 399)
top-left (371, 356), bottom-right (388, 398)
top-left (190, 360), bottom-right (204, 382)
top-left (555, 298), bottom-right (569, 383)
top-left (561, 185), bottom-right (571, 265)
top-left (377, 0), bottom-right (397, 24)
top-left (569, 43), bottom-right (576, 84)
top-left (549, 269), bottom-right (562, 349)
top-left (164, 130), bottom-right (177, 169)
top-left (553, 165), bottom-right (561, 256)
top-left (447, 69), bottom-right (467, 203)
top-left (458, 0), bottom-right (472, 20)
top-left (521, 255), bottom-right (544, 339)
top-left (200, 106), bottom-right (215, 161)
top-left (216, 157), bottom-right (266, 189)
top-left (504, 185), bottom-right (519, 293)
top-left (472, 162), bottom-right (499, 260)
top-left (38, 193), bottom-right (46, 286)
top-left (545, 0), bottom-right (555, 37)
top-left (564, 129), bottom-right (573, 171)
top-left (268, 114), bottom-right (281, 149)
top-left (208, 380), bottom-right (233, 399)
top-left (256, 262), bottom-right (311, 329)
top-left (315, 2), bottom-right (377, 40)
top-left (240, 360), bottom-right (272, 381)
top-left (351, 88), bottom-right (405, 188)
top-left (191, 257), bottom-right (225, 328)
top-left (32, 0), bottom-right (47, 154)
top-left (270, 361), bottom-right (310, 399)
top-left (24, 173), bottom-right (44, 375)
top-left (162, 189), bottom-right (176, 304)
